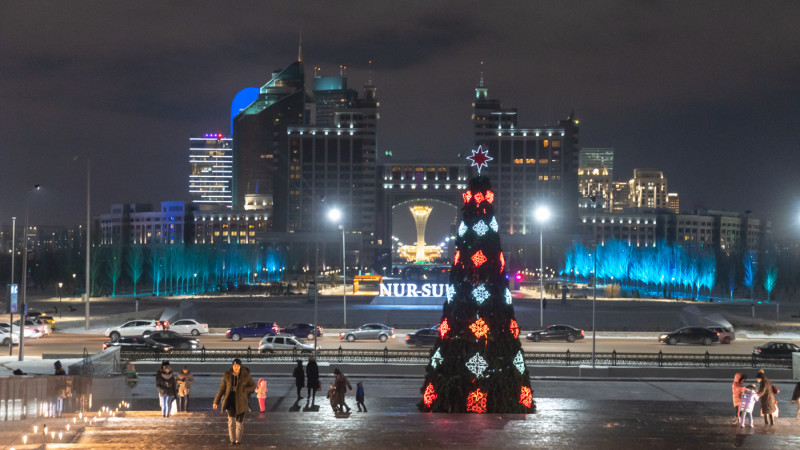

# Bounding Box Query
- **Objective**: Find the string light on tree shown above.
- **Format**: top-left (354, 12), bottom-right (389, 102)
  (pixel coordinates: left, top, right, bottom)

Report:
top-left (458, 222), bottom-right (467, 237)
top-left (466, 353), bottom-right (488, 378)
top-left (470, 317), bottom-right (489, 338)
top-left (513, 351), bottom-right (526, 374)
top-left (490, 217), bottom-right (499, 232)
top-left (472, 284), bottom-right (490, 303)
top-left (447, 284), bottom-right (456, 303)
top-left (472, 220), bottom-right (489, 236)
top-left (505, 288), bottom-right (513, 305)
top-left (520, 386), bottom-right (533, 408)
top-left (431, 348), bottom-right (443, 368)
top-left (423, 383), bottom-right (437, 407)
top-left (471, 250), bottom-right (487, 267)
top-left (466, 389), bottom-right (488, 413)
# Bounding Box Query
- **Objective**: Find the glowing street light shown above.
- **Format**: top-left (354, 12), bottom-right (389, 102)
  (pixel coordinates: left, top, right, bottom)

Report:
top-left (534, 205), bottom-right (551, 327)
top-left (328, 208), bottom-right (346, 328)
top-left (19, 184), bottom-right (41, 361)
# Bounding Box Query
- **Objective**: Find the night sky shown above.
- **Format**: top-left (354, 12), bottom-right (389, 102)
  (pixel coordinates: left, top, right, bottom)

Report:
top-left (2, 1), bottom-right (799, 239)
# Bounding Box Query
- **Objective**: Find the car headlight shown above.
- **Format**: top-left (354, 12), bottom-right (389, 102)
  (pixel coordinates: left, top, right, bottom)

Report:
top-left (659, 335), bottom-right (668, 339)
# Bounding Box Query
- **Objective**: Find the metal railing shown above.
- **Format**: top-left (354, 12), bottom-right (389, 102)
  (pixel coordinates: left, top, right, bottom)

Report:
top-left (121, 347), bottom-right (793, 369)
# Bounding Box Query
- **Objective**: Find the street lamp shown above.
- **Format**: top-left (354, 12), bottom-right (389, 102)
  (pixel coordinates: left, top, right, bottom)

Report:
top-left (9, 216), bottom-right (15, 356)
top-left (72, 156), bottom-right (92, 330)
top-left (328, 208), bottom-right (346, 328)
top-left (590, 196), bottom-right (598, 367)
top-left (534, 205), bottom-right (551, 328)
top-left (19, 184), bottom-right (41, 361)
top-left (58, 282), bottom-right (63, 318)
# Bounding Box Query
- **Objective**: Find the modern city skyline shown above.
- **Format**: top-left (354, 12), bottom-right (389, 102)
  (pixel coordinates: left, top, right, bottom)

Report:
top-left (3, 2), bottom-right (800, 239)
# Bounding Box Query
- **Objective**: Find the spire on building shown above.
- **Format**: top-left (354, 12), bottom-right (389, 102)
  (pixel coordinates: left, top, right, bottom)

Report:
top-left (298, 32), bottom-right (303, 62)
top-left (476, 61), bottom-right (488, 101)
top-left (367, 60), bottom-right (373, 85)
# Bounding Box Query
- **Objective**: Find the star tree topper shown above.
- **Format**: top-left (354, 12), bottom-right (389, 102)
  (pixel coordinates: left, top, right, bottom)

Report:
top-left (467, 146), bottom-right (493, 174)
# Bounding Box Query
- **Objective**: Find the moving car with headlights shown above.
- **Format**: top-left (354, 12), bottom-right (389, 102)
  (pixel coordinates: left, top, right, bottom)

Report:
top-left (706, 326), bottom-right (735, 344)
top-left (168, 319), bottom-right (209, 336)
top-left (225, 321), bottom-right (280, 341)
top-left (658, 327), bottom-right (719, 345)
top-left (0, 322), bottom-right (38, 339)
top-left (103, 336), bottom-right (172, 352)
top-left (752, 342), bottom-right (800, 359)
top-left (405, 327), bottom-right (440, 347)
top-left (142, 330), bottom-right (200, 350)
top-left (526, 324), bottom-right (585, 342)
top-left (9, 320), bottom-right (46, 338)
top-left (339, 323), bottom-right (395, 342)
top-left (104, 320), bottom-right (167, 340)
top-left (259, 334), bottom-right (316, 353)
top-left (281, 323), bottom-right (323, 340)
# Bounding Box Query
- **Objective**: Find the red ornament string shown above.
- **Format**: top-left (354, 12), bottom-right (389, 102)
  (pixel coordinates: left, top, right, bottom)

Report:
top-left (467, 388), bottom-right (487, 413)
top-left (470, 317), bottom-right (489, 339)
top-left (462, 191), bottom-right (472, 203)
top-left (519, 386), bottom-right (533, 408)
top-left (423, 383), bottom-right (437, 407)
top-left (440, 319), bottom-right (450, 339)
top-left (510, 319), bottom-right (520, 338)
top-left (471, 250), bottom-right (487, 267)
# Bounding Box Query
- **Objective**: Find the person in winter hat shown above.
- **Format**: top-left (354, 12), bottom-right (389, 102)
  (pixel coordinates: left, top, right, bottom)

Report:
top-left (176, 365), bottom-right (194, 412)
top-left (155, 361), bottom-right (178, 418)
top-left (213, 359), bottom-right (256, 445)
top-left (756, 372), bottom-right (777, 425)
top-left (731, 373), bottom-right (746, 424)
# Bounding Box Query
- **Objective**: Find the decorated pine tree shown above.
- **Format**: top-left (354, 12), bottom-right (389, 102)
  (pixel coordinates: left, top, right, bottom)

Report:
top-left (419, 146), bottom-right (534, 413)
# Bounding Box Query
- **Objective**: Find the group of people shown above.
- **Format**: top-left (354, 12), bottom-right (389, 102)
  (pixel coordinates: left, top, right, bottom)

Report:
top-left (731, 369), bottom-right (800, 427)
top-left (210, 358), bottom-right (365, 445)
top-left (154, 361), bottom-right (195, 418)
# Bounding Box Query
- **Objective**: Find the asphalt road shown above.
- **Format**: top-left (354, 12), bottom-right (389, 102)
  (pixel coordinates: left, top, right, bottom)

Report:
top-left (3, 330), bottom-right (784, 359)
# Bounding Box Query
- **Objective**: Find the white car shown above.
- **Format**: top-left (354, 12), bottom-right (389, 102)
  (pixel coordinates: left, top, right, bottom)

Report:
top-left (259, 334), bottom-right (316, 354)
top-left (105, 320), bottom-right (166, 340)
top-left (168, 319), bottom-right (209, 336)
top-left (2, 321), bottom-right (42, 339)
top-left (0, 329), bottom-right (20, 346)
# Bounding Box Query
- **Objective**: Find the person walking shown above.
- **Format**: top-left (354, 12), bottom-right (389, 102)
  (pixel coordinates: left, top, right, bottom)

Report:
top-left (53, 360), bottom-right (66, 376)
top-left (326, 384), bottom-right (338, 413)
top-left (293, 360), bottom-right (305, 400)
top-left (791, 381), bottom-right (800, 418)
top-left (756, 371), bottom-right (777, 425)
top-left (256, 378), bottom-right (268, 413)
top-left (356, 381), bottom-right (367, 412)
top-left (739, 384), bottom-right (758, 428)
top-left (213, 358), bottom-right (256, 445)
top-left (333, 368), bottom-right (352, 413)
top-left (306, 356), bottom-right (320, 406)
top-left (176, 365), bottom-right (194, 412)
top-left (731, 373), bottom-right (746, 424)
top-left (155, 361), bottom-right (178, 418)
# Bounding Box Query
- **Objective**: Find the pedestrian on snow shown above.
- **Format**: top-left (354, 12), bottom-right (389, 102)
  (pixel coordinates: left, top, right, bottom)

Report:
top-left (356, 381), bottom-right (367, 412)
top-left (791, 382), bottom-right (800, 418)
top-left (756, 372), bottom-right (777, 425)
top-left (256, 378), bottom-right (268, 413)
top-left (333, 368), bottom-right (352, 413)
top-left (326, 384), bottom-right (338, 413)
top-left (54, 360), bottom-right (66, 376)
top-left (739, 384), bottom-right (758, 428)
top-left (731, 373), bottom-right (746, 423)
top-left (176, 365), bottom-right (194, 412)
top-left (155, 361), bottom-right (178, 418)
top-left (306, 356), bottom-right (320, 406)
top-left (293, 360), bottom-right (305, 400)
top-left (213, 358), bottom-right (256, 445)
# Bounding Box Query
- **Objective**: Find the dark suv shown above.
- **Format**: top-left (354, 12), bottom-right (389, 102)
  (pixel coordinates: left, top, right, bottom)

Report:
top-left (225, 321), bottom-right (280, 341)
top-left (658, 327), bottom-right (720, 345)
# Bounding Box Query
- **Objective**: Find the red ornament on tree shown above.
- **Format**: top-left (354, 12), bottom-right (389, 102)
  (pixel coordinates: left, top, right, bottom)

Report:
top-left (519, 386), bottom-right (533, 409)
top-left (485, 190), bottom-right (494, 204)
top-left (470, 317), bottom-right (489, 339)
top-left (471, 250), bottom-right (487, 267)
top-left (473, 192), bottom-right (485, 205)
top-left (499, 253), bottom-right (505, 271)
top-left (423, 383), bottom-right (437, 407)
top-left (462, 191), bottom-right (472, 203)
top-left (510, 319), bottom-right (520, 338)
top-left (466, 146), bottom-right (493, 175)
top-left (466, 388), bottom-right (488, 413)
top-left (440, 319), bottom-right (450, 339)
top-left (454, 250), bottom-right (460, 266)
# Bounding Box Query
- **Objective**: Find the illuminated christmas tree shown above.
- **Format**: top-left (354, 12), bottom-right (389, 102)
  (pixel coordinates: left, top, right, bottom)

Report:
top-left (419, 146), bottom-right (534, 413)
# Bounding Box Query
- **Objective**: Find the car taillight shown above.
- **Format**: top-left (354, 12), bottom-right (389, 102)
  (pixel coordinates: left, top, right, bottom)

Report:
top-left (339, 332), bottom-right (344, 338)
top-left (581, 330), bottom-right (585, 335)
top-left (406, 334), bottom-right (411, 339)
top-left (103, 343), bottom-right (108, 350)
top-left (716, 332), bottom-right (720, 336)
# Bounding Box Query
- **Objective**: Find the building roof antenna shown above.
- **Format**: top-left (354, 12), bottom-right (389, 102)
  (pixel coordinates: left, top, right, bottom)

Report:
top-left (298, 32), bottom-right (303, 62)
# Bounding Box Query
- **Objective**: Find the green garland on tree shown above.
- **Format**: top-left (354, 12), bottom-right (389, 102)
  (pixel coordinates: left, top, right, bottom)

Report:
top-left (419, 146), bottom-right (534, 413)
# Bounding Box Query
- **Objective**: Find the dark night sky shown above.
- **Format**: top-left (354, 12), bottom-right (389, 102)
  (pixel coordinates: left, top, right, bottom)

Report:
top-left (2, 1), bottom-right (799, 239)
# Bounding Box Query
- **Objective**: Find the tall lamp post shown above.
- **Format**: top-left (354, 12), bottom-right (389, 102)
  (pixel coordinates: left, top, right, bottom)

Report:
top-left (328, 208), bottom-right (346, 328)
top-left (590, 196), bottom-right (598, 367)
top-left (19, 184), bottom-right (41, 361)
top-left (58, 282), bottom-right (63, 318)
top-left (9, 216), bottom-right (16, 356)
top-left (83, 158), bottom-right (91, 330)
top-left (534, 205), bottom-right (551, 328)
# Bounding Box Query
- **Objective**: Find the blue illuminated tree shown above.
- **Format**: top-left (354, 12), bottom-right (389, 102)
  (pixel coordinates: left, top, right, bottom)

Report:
top-left (126, 245), bottom-right (145, 296)
top-left (743, 251), bottom-right (756, 300)
top-left (763, 266), bottom-right (778, 302)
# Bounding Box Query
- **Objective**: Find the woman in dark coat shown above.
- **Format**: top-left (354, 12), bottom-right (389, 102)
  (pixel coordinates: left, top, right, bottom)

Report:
top-left (213, 358), bottom-right (256, 445)
top-left (756, 372), bottom-right (777, 425)
top-left (155, 361), bottom-right (178, 418)
top-left (306, 356), bottom-right (320, 406)
top-left (333, 368), bottom-right (352, 413)
top-left (293, 360), bottom-right (305, 400)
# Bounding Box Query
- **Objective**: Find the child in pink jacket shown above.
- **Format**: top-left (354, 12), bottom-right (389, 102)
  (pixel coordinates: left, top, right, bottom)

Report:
top-left (256, 378), bottom-right (268, 413)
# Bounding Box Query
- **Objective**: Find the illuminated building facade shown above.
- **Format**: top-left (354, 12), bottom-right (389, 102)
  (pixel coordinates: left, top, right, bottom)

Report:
top-left (99, 201), bottom-right (190, 245)
top-left (629, 169), bottom-right (668, 209)
top-left (189, 134), bottom-right (233, 210)
top-left (578, 148), bottom-right (614, 211)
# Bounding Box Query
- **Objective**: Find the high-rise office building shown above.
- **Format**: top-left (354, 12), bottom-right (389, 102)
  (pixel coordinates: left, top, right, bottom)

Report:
top-left (578, 148), bottom-right (614, 210)
top-left (189, 134), bottom-right (233, 210)
top-left (629, 169), bottom-right (668, 209)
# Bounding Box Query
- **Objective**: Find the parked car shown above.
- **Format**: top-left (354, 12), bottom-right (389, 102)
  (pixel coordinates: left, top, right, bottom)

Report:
top-left (281, 323), bottom-right (323, 340)
top-left (102, 336), bottom-right (172, 353)
top-left (104, 320), bottom-right (167, 340)
top-left (168, 319), bottom-right (209, 336)
top-left (405, 328), bottom-right (439, 347)
top-left (225, 321), bottom-right (280, 341)
top-left (752, 342), bottom-right (800, 359)
top-left (527, 324), bottom-right (585, 342)
top-left (706, 326), bottom-right (735, 344)
top-left (658, 327), bottom-right (719, 345)
top-left (339, 323), bottom-right (395, 342)
top-left (1, 329), bottom-right (20, 346)
top-left (142, 330), bottom-right (200, 350)
top-left (258, 334), bottom-right (316, 353)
